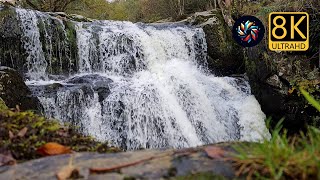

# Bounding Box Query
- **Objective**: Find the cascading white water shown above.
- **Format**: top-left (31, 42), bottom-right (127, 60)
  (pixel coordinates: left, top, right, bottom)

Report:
top-left (16, 8), bottom-right (72, 79)
top-left (16, 9), bottom-right (270, 149)
top-left (16, 8), bottom-right (47, 80)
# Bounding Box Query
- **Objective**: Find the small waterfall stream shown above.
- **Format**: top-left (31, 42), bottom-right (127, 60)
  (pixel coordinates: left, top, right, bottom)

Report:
top-left (12, 8), bottom-right (270, 149)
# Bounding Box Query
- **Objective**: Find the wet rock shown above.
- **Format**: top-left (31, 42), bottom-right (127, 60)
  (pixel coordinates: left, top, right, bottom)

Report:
top-left (265, 75), bottom-right (287, 95)
top-left (66, 74), bottom-right (113, 102)
top-left (66, 74), bottom-right (113, 85)
top-left (185, 9), bottom-right (244, 76)
top-left (0, 66), bottom-right (43, 112)
top-left (68, 14), bottom-right (93, 22)
top-left (0, 144), bottom-right (237, 180)
top-left (0, 7), bottom-right (26, 73)
top-left (45, 83), bottom-right (64, 91)
top-left (0, 6), bottom-right (79, 76)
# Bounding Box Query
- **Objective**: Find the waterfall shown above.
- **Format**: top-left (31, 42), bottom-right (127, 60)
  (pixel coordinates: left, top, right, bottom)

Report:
top-left (16, 8), bottom-right (47, 80)
top-left (16, 8), bottom-right (73, 79)
top-left (14, 8), bottom-right (270, 149)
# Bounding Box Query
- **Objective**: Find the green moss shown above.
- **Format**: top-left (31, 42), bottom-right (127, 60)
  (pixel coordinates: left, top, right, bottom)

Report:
top-left (64, 20), bottom-right (78, 72)
top-left (170, 172), bottom-right (227, 180)
top-left (0, 97), bottom-right (8, 110)
top-left (0, 109), bottom-right (121, 161)
top-left (0, 7), bottom-right (15, 24)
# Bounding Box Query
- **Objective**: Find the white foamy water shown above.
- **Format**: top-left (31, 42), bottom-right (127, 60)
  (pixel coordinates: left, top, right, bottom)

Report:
top-left (16, 8), bottom-right (47, 80)
top-left (15, 9), bottom-right (270, 149)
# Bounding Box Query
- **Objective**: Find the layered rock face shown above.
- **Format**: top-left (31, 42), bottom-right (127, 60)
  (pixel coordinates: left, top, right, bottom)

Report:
top-left (0, 6), bottom-right (244, 77)
top-left (0, 6), bottom-right (79, 78)
top-left (185, 10), bottom-right (244, 76)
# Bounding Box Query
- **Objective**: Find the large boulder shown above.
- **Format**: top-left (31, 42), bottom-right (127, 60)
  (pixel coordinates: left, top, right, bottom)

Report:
top-left (186, 10), bottom-right (244, 76)
top-left (0, 143), bottom-right (237, 179)
top-left (0, 66), bottom-right (43, 111)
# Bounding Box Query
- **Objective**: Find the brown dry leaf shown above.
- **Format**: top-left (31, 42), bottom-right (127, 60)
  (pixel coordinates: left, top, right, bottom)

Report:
top-left (36, 142), bottom-right (72, 156)
top-left (0, 153), bottom-right (16, 167)
top-left (8, 131), bottom-right (14, 140)
top-left (17, 127), bottom-right (28, 138)
top-left (204, 146), bottom-right (225, 159)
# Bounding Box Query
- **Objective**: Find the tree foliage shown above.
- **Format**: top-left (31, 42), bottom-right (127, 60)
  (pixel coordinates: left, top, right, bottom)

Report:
top-left (21, 0), bottom-right (78, 12)
top-left (19, 0), bottom-right (216, 22)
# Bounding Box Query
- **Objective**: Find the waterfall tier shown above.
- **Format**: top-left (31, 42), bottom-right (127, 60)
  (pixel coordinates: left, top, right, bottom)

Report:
top-left (3, 8), bottom-right (270, 149)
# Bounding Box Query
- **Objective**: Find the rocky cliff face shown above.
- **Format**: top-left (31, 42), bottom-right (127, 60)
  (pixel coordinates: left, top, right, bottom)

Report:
top-left (231, 0), bottom-right (320, 132)
top-left (245, 42), bottom-right (320, 132)
top-left (184, 10), bottom-right (244, 76)
top-left (0, 6), bottom-right (244, 77)
top-left (0, 7), bottom-right (26, 73)
top-left (0, 6), bottom-right (81, 77)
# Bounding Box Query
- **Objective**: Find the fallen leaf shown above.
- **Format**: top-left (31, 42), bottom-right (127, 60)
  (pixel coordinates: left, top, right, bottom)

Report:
top-left (204, 146), bottom-right (225, 159)
top-left (8, 131), bottom-right (14, 140)
top-left (36, 142), bottom-right (72, 156)
top-left (0, 153), bottom-right (16, 167)
top-left (17, 127), bottom-right (28, 138)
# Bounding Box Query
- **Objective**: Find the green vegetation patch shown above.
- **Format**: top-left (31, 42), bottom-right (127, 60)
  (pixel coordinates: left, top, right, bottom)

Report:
top-left (171, 172), bottom-right (227, 180)
top-left (232, 123), bottom-right (320, 180)
top-left (0, 107), bottom-right (121, 161)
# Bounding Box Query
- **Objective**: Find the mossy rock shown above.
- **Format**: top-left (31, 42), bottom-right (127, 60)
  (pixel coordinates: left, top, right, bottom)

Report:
top-left (0, 7), bottom-right (80, 76)
top-left (0, 67), bottom-right (43, 112)
top-left (0, 108), bottom-right (121, 161)
top-left (0, 7), bottom-right (27, 73)
top-left (241, 0), bottom-right (320, 132)
top-left (187, 10), bottom-right (244, 76)
top-left (0, 97), bottom-right (8, 110)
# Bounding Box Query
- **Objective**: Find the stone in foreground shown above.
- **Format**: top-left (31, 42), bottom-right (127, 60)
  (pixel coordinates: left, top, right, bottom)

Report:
top-left (0, 144), bottom-right (236, 180)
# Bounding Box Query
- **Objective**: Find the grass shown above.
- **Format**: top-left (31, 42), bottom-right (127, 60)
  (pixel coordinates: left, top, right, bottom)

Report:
top-left (300, 87), bottom-right (320, 112)
top-left (232, 89), bottom-right (320, 180)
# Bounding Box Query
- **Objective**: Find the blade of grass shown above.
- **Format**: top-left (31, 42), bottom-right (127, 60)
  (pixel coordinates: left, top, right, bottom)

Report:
top-left (299, 87), bottom-right (320, 112)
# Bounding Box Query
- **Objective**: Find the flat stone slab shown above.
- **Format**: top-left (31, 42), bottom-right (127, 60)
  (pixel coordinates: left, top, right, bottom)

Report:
top-left (0, 144), bottom-right (237, 179)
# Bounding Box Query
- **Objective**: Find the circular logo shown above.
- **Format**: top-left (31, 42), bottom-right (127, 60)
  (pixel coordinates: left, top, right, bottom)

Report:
top-left (232, 16), bottom-right (265, 47)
